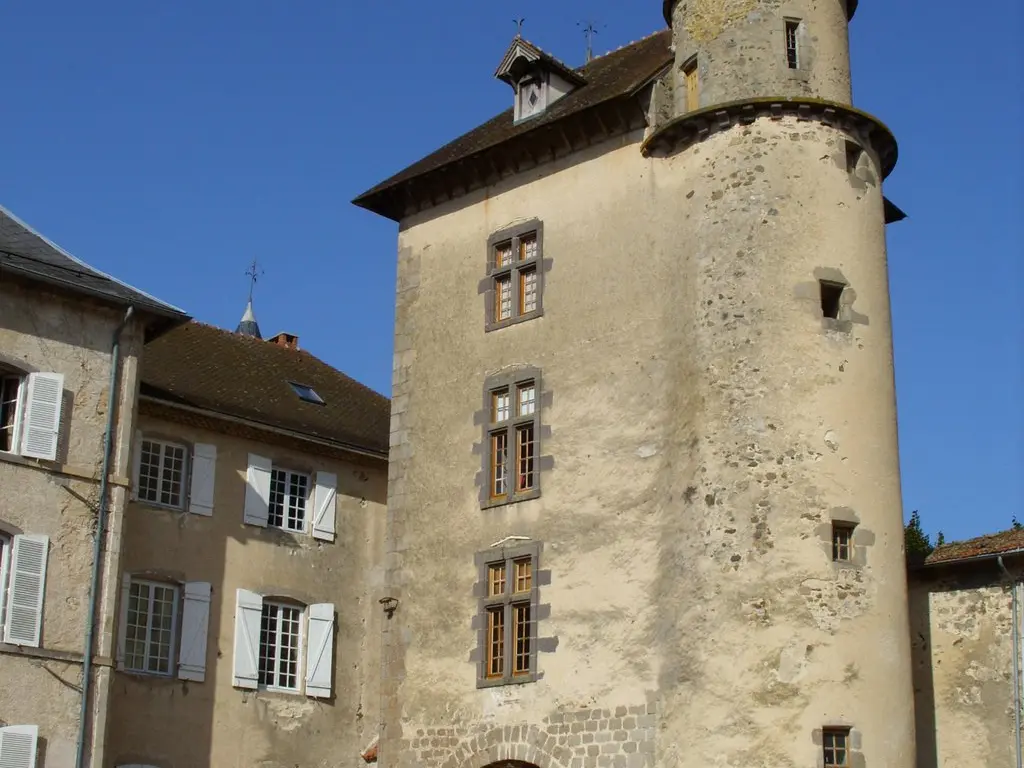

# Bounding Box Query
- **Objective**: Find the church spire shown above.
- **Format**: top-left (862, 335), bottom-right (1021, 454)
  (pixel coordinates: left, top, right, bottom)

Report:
top-left (236, 259), bottom-right (263, 338)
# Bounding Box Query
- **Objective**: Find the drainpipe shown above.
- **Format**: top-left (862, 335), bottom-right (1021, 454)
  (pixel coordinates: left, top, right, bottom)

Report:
top-left (999, 555), bottom-right (1023, 768)
top-left (75, 305), bottom-right (134, 768)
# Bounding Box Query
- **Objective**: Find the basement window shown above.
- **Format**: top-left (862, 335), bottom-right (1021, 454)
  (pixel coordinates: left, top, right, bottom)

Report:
top-left (289, 382), bottom-right (325, 405)
top-left (785, 20), bottom-right (801, 69)
top-left (820, 281), bottom-right (845, 320)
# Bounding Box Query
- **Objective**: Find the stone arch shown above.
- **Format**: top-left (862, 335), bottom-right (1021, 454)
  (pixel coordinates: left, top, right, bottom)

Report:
top-left (439, 727), bottom-right (571, 768)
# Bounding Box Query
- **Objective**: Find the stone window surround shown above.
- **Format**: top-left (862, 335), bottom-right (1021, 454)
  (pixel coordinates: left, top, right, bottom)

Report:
top-left (815, 507), bottom-right (874, 570)
top-left (477, 368), bottom-right (551, 510)
top-left (797, 267), bottom-right (869, 334)
top-left (483, 219), bottom-right (546, 332)
top-left (472, 540), bottom-right (547, 688)
top-left (781, 14), bottom-right (813, 81)
top-left (812, 724), bottom-right (863, 768)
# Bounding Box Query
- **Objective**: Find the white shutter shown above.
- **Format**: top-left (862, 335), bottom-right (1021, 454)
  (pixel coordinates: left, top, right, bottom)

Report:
top-left (130, 430), bottom-right (143, 501)
top-left (243, 454), bottom-right (271, 527)
top-left (178, 582), bottom-right (212, 682)
top-left (305, 603), bottom-right (335, 699)
top-left (233, 589), bottom-right (263, 689)
top-left (19, 372), bottom-right (63, 461)
top-left (116, 573), bottom-right (132, 668)
top-left (311, 472), bottom-right (337, 542)
top-left (0, 725), bottom-right (38, 768)
top-left (188, 443), bottom-right (217, 517)
top-left (3, 535), bottom-right (49, 647)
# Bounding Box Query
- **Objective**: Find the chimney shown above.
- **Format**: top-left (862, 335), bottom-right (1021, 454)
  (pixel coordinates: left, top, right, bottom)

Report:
top-left (269, 332), bottom-right (299, 350)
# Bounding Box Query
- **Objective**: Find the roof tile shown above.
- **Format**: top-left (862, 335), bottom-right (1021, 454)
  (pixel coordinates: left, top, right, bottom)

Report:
top-left (925, 527), bottom-right (1024, 566)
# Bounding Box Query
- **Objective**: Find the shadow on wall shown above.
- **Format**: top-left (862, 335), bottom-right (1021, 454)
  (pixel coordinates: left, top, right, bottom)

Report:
top-left (908, 576), bottom-right (937, 768)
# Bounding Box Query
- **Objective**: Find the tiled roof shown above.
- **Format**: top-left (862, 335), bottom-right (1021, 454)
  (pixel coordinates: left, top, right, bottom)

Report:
top-left (353, 30), bottom-right (673, 211)
top-left (0, 205), bottom-right (187, 322)
top-left (924, 528), bottom-right (1024, 566)
top-left (140, 322), bottom-right (390, 457)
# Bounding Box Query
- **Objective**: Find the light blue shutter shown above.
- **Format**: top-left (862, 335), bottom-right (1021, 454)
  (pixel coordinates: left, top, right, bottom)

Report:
top-left (188, 444), bottom-right (217, 517)
top-left (19, 373), bottom-right (63, 461)
top-left (311, 472), bottom-right (337, 542)
top-left (305, 603), bottom-right (335, 698)
top-left (233, 589), bottom-right (262, 689)
top-left (0, 724), bottom-right (38, 767)
top-left (3, 535), bottom-right (49, 647)
top-left (243, 455), bottom-right (271, 527)
top-left (178, 582), bottom-right (212, 681)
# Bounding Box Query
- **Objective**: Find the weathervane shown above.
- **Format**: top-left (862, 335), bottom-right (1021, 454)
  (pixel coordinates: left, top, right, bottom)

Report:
top-left (514, 18), bottom-right (525, 36)
top-left (578, 20), bottom-right (602, 63)
top-left (245, 258), bottom-right (263, 304)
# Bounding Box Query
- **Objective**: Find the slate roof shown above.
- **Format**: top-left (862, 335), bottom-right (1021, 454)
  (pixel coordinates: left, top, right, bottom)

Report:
top-left (353, 30), bottom-right (673, 210)
top-left (924, 528), bottom-right (1024, 566)
top-left (140, 322), bottom-right (390, 457)
top-left (0, 205), bottom-right (187, 322)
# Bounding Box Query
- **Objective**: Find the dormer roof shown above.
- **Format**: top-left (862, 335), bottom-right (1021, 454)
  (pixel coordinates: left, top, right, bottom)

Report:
top-left (494, 36), bottom-right (587, 89)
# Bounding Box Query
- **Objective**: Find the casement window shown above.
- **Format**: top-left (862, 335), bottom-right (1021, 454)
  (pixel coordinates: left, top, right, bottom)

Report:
top-left (832, 523), bottom-right (855, 562)
top-left (483, 371), bottom-right (542, 507)
top-left (244, 454), bottom-right (337, 541)
top-left (785, 19), bottom-right (801, 69)
top-left (0, 371), bottom-right (64, 461)
top-left (0, 725), bottom-right (39, 767)
top-left (132, 436), bottom-right (218, 517)
top-left (485, 220), bottom-right (544, 331)
top-left (476, 542), bottom-right (541, 687)
top-left (823, 728), bottom-right (851, 766)
top-left (1, 533), bottom-right (50, 648)
top-left (683, 57), bottom-right (699, 112)
top-left (116, 576), bottom-right (212, 682)
top-left (233, 589), bottom-right (335, 698)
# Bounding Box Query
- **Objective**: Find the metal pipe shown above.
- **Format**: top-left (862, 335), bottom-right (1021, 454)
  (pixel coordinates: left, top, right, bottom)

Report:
top-left (75, 305), bottom-right (133, 768)
top-left (999, 555), bottom-right (1023, 768)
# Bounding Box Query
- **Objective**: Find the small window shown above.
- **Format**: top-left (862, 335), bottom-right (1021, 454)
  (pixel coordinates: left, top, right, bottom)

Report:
top-left (832, 523), bottom-right (855, 562)
top-left (0, 375), bottom-right (24, 454)
top-left (820, 281), bottom-right (845, 320)
top-left (137, 439), bottom-right (188, 509)
top-left (785, 20), bottom-right (801, 69)
top-left (485, 373), bottom-right (542, 505)
top-left (683, 57), bottom-right (699, 112)
top-left (269, 468), bottom-right (310, 532)
top-left (123, 579), bottom-right (180, 676)
top-left (486, 223), bottom-right (543, 330)
top-left (845, 141), bottom-right (864, 173)
top-left (516, 77), bottom-right (546, 121)
top-left (481, 549), bottom-right (537, 685)
top-left (259, 601), bottom-right (303, 691)
top-left (823, 728), bottom-right (851, 767)
top-left (289, 382), bottom-right (325, 405)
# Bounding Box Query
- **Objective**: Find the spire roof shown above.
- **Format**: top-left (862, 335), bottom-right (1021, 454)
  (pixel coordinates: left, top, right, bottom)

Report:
top-left (235, 299), bottom-right (262, 339)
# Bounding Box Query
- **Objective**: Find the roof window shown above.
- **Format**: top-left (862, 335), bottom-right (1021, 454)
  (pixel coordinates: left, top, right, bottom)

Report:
top-left (289, 382), bottom-right (325, 405)
top-left (495, 36), bottom-right (586, 123)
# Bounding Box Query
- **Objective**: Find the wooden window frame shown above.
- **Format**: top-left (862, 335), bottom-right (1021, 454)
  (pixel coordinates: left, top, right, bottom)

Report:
top-left (476, 542), bottom-right (541, 688)
top-left (831, 522), bottom-right (856, 563)
top-left (482, 369), bottom-right (542, 508)
top-left (785, 19), bottom-right (801, 70)
top-left (485, 220), bottom-right (545, 331)
top-left (682, 56), bottom-right (699, 113)
top-left (822, 727), bottom-right (852, 767)
top-left (0, 374), bottom-right (25, 455)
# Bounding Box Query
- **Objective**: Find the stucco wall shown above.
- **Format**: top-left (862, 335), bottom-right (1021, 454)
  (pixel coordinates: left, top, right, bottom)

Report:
top-left (0, 279), bottom-right (143, 767)
top-left (382, 107), bottom-right (913, 768)
top-left (106, 411), bottom-right (387, 768)
top-left (910, 562), bottom-right (1022, 768)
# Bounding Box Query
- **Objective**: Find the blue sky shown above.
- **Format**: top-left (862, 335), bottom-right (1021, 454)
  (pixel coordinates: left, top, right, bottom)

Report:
top-left (2, 1), bottom-right (1020, 543)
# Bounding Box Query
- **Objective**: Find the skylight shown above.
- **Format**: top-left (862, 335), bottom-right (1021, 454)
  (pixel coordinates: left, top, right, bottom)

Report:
top-left (289, 382), bottom-right (325, 405)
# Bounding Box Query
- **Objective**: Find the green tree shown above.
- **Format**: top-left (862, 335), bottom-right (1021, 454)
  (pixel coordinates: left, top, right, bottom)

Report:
top-left (905, 510), bottom-right (934, 558)
top-left (1013, 516), bottom-right (1022, 531)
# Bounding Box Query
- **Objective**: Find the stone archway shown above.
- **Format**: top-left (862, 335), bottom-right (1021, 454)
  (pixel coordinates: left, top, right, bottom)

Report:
top-left (438, 726), bottom-right (570, 768)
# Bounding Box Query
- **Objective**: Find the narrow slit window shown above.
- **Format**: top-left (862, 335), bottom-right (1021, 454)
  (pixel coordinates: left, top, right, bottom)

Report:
top-left (513, 603), bottom-right (532, 675)
top-left (845, 141), bottom-right (864, 173)
top-left (683, 58), bottom-right (699, 112)
top-left (823, 728), bottom-right (851, 767)
top-left (785, 20), bottom-right (801, 69)
top-left (820, 281), bottom-right (844, 320)
top-left (491, 432), bottom-right (508, 499)
top-left (832, 523), bottom-right (855, 562)
top-left (516, 424), bottom-right (536, 492)
top-left (486, 606), bottom-right (505, 678)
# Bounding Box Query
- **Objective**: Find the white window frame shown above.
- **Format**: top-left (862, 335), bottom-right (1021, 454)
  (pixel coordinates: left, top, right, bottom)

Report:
top-left (268, 467), bottom-right (311, 533)
top-left (0, 374), bottom-right (25, 455)
top-left (0, 532), bottom-right (10, 631)
top-left (258, 600), bottom-right (305, 693)
top-left (122, 578), bottom-right (181, 677)
top-left (136, 437), bottom-right (189, 510)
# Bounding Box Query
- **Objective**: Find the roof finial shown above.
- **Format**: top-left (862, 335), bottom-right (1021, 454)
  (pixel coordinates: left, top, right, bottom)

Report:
top-left (578, 20), bottom-right (602, 63)
top-left (245, 257), bottom-right (263, 304)
top-left (237, 259), bottom-right (264, 339)
top-left (514, 18), bottom-right (525, 37)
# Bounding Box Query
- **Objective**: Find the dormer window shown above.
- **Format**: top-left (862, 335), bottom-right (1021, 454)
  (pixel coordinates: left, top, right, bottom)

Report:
top-left (495, 36), bottom-right (587, 124)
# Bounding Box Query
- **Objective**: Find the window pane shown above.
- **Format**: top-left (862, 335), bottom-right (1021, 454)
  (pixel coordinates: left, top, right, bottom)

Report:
top-left (0, 377), bottom-right (20, 453)
top-left (491, 432), bottom-right (508, 498)
top-left (160, 444), bottom-right (185, 507)
top-left (517, 383), bottom-right (536, 416)
top-left (489, 564), bottom-right (506, 597)
top-left (519, 234), bottom-right (538, 262)
top-left (514, 558), bottom-right (532, 593)
top-left (492, 390), bottom-right (510, 423)
top-left (495, 242), bottom-right (513, 268)
top-left (269, 469), bottom-right (286, 528)
top-left (125, 580), bottom-right (177, 675)
top-left (495, 276), bottom-right (512, 321)
top-left (516, 425), bottom-right (535, 492)
top-left (520, 268), bottom-right (538, 314)
top-left (138, 441), bottom-right (163, 503)
top-left (487, 607), bottom-right (505, 678)
top-left (258, 604), bottom-right (278, 686)
top-left (513, 603), bottom-right (531, 674)
top-left (288, 473), bottom-right (309, 531)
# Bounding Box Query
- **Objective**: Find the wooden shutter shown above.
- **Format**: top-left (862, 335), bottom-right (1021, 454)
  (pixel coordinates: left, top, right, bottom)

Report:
top-left (3, 535), bottom-right (49, 647)
top-left (188, 443), bottom-right (217, 517)
top-left (178, 582), bottom-right (212, 682)
top-left (0, 725), bottom-right (38, 768)
top-left (233, 589), bottom-right (263, 689)
top-left (305, 603), bottom-right (335, 699)
top-left (243, 454), bottom-right (271, 527)
top-left (19, 372), bottom-right (64, 461)
top-left (115, 573), bottom-right (132, 668)
top-left (685, 63), bottom-right (699, 112)
top-left (311, 472), bottom-right (337, 542)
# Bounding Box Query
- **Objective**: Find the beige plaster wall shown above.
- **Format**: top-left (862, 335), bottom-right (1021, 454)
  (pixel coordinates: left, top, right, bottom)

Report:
top-left (0, 280), bottom-right (143, 767)
top-left (910, 564), bottom-right (1021, 768)
top-left (382, 112), bottom-right (913, 768)
top-left (106, 412), bottom-right (387, 768)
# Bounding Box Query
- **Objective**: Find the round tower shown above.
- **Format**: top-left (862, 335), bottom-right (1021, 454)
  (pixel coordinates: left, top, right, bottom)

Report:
top-left (647, 2), bottom-right (916, 766)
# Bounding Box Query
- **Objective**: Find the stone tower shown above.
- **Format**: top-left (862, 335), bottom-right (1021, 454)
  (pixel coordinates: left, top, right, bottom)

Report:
top-left (355, 1), bottom-right (914, 767)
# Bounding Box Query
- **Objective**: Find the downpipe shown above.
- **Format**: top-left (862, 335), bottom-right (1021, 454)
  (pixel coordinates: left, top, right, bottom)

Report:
top-left (998, 555), bottom-right (1023, 768)
top-left (75, 305), bottom-right (133, 768)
